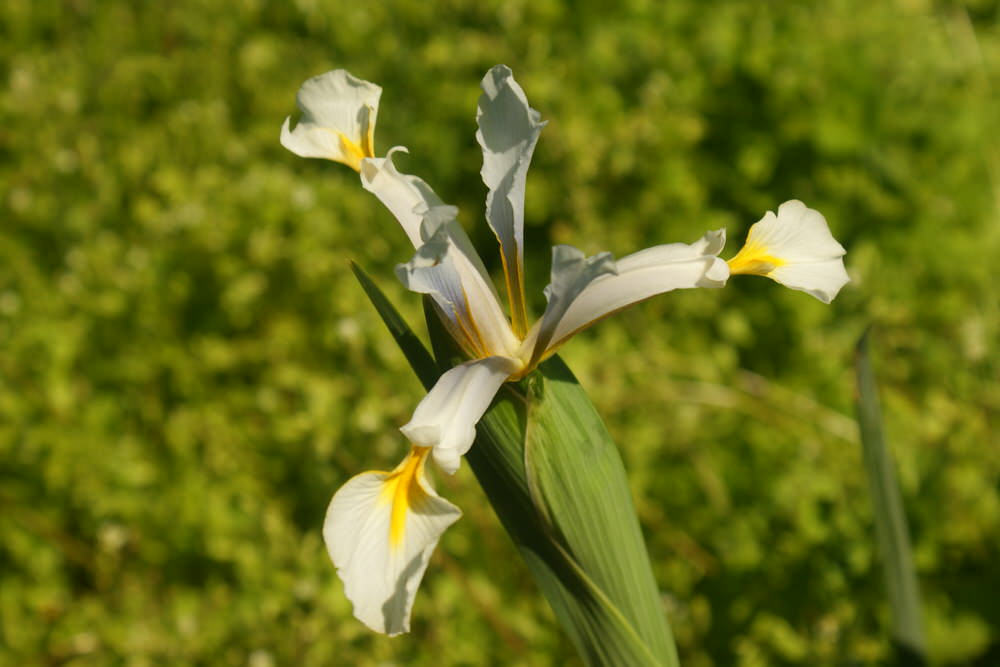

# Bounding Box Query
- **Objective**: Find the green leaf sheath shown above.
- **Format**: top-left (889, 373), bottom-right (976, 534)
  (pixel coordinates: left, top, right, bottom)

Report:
top-left (521, 356), bottom-right (678, 665)
top-left (428, 300), bottom-right (678, 665)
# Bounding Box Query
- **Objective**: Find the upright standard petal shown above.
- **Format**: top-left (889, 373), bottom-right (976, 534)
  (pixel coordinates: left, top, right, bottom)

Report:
top-left (477, 65), bottom-right (547, 336)
top-left (280, 70), bottom-right (381, 171)
top-left (528, 230), bottom-right (729, 362)
top-left (324, 446), bottom-right (462, 636)
top-left (727, 200), bottom-right (849, 303)
top-left (400, 356), bottom-right (522, 475)
top-left (396, 207), bottom-right (520, 360)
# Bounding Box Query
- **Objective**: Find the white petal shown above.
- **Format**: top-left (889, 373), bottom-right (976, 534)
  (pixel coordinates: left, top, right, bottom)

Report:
top-left (395, 222), bottom-right (472, 346)
top-left (529, 245), bottom-right (618, 355)
top-left (324, 447), bottom-right (461, 636)
top-left (477, 65), bottom-right (546, 332)
top-left (281, 70), bottom-right (381, 170)
top-left (530, 230), bottom-right (729, 358)
top-left (400, 356), bottom-right (522, 475)
top-left (727, 200), bottom-right (849, 303)
top-left (359, 147), bottom-right (443, 247)
top-left (361, 152), bottom-right (501, 308)
top-left (769, 260), bottom-right (850, 304)
top-left (396, 207), bottom-right (520, 359)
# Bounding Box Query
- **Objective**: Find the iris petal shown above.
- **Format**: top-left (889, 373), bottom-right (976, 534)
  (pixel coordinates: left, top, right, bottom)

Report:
top-left (280, 70), bottom-right (381, 170)
top-left (400, 356), bottom-right (522, 475)
top-left (396, 207), bottom-right (520, 359)
top-left (728, 200), bottom-right (849, 303)
top-left (324, 447), bottom-right (462, 635)
top-left (529, 230), bottom-right (729, 360)
top-left (477, 65), bottom-right (547, 336)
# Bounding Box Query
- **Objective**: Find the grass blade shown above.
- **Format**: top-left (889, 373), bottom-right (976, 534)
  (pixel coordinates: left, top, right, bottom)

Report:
top-left (350, 261), bottom-right (439, 389)
top-left (855, 328), bottom-right (926, 665)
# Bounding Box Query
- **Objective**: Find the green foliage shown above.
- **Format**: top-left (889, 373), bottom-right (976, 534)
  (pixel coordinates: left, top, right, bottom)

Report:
top-left (1, 0), bottom-right (998, 664)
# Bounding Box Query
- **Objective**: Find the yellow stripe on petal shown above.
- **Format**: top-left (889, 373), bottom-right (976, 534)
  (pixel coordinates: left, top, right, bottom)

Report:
top-left (281, 70), bottom-right (382, 169)
top-left (726, 240), bottom-right (786, 276)
top-left (361, 104), bottom-right (376, 160)
top-left (336, 131), bottom-right (368, 172)
top-left (380, 446), bottom-right (433, 548)
top-left (323, 447), bottom-right (461, 635)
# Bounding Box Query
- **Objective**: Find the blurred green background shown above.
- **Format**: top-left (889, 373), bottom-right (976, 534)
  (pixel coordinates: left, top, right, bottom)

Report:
top-left (2, 0), bottom-right (998, 664)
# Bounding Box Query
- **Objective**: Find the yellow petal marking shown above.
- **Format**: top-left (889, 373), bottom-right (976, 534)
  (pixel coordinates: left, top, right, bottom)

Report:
top-left (727, 240), bottom-right (786, 276)
top-left (361, 104), bottom-right (376, 160)
top-left (498, 241), bottom-right (528, 339)
top-left (380, 446), bottom-right (433, 549)
top-left (458, 286), bottom-right (491, 357)
top-left (336, 132), bottom-right (368, 172)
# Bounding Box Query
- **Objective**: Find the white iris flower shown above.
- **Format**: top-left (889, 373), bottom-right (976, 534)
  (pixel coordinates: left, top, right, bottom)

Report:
top-left (282, 65), bottom-right (849, 635)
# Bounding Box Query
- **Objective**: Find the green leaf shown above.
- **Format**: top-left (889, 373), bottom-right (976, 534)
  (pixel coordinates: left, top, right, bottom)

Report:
top-left (350, 261), bottom-right (439, 390)
top-left (855, 328), bottom-right (926, 666)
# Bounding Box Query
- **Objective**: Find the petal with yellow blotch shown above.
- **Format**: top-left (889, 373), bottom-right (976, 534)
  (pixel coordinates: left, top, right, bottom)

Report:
top-left (281, 69), bottom-right (381, 170)
top-left (727, 200), bottom-right (848, 303)
top-left (323, 447), bottom-right (461, 636)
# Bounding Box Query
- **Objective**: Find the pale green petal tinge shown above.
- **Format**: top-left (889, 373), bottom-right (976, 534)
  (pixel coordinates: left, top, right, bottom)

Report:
top-left (324, 446), bottom-right (462, 636)
top-left (727, 200), bottom-right (848, 303)
top-left (477, 65), bottom-right (547, 336)
top-left (280, 69), bottom-right (381, 170)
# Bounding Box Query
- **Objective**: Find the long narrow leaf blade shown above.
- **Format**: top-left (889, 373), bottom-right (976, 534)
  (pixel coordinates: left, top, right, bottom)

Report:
top-left (855, 328), bottom-right (926, 665)
top-left (350, 261), bottom-right (439, 389)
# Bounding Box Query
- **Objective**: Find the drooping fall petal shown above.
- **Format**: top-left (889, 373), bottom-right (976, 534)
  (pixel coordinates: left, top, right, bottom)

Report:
top-left (323, 446), bottom-right (462, 636)
top-left (280, 70), bottom-right (381, 171)
top-left (727, 200), bottom-right (849, 303)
